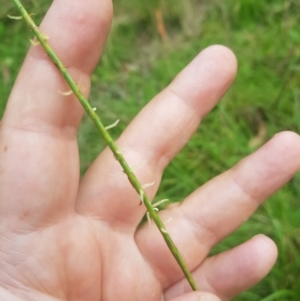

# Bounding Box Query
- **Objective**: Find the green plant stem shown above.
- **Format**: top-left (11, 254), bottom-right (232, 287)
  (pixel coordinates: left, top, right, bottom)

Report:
top-left (11, 0), bottom-right (198, 291)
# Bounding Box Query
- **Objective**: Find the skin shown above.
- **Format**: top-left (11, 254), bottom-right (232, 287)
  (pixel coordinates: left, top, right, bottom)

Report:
top-left (1, 0), bottom-right (300, 300)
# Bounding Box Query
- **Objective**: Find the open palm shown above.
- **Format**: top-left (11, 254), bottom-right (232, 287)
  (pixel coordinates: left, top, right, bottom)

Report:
top-left (1, 0), bottom-right (300, 301)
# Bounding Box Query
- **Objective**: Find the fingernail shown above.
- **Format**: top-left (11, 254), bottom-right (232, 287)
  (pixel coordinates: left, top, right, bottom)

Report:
top-left (198, 293), bottom-right (221, 301)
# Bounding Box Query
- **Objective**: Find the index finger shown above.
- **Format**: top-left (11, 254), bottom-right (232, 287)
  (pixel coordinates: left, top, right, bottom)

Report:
top-left (0, 0), bottom-right (112, 229)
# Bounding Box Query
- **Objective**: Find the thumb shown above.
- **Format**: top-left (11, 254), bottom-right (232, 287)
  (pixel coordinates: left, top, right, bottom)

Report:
top-left (169, 292), bottom-right (222, 301)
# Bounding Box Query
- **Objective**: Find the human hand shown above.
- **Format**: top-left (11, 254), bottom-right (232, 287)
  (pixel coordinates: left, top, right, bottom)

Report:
top-left (1, 1), bottom-right (300, 301)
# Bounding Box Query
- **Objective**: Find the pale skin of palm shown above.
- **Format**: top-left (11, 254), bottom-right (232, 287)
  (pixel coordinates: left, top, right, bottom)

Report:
top-left (1, 0), bottom-right (300, 301)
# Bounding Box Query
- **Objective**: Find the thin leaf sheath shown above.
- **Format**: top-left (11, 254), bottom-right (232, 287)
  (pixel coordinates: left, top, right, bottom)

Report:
top-left (11, 0), bottom-right (198, 291)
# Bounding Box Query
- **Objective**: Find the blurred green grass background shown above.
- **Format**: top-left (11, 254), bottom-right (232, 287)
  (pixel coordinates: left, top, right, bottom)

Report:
top-left (1, 0), bottom-right (300, 300)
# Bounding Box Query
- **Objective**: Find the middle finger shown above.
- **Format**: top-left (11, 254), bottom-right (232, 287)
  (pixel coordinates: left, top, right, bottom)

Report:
top-left (76, 45), bottom-right (237, 230)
